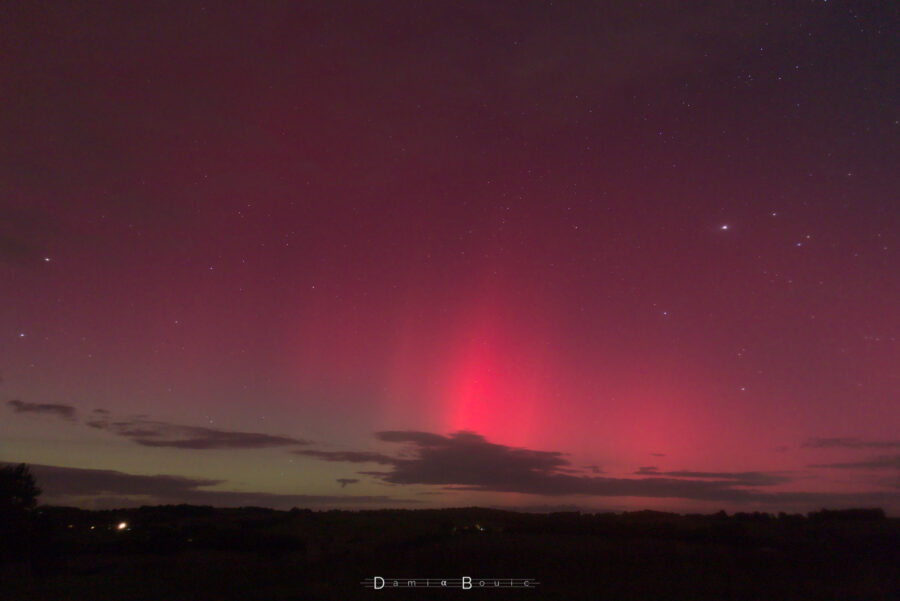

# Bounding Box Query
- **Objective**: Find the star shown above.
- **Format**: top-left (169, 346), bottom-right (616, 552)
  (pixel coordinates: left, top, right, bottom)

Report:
top-left (720, 224), bottom-right (729, 231)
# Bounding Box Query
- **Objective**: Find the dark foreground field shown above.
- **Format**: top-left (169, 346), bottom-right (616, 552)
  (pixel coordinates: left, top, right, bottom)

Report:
top-left (2, 506), bottom-right (899, 600)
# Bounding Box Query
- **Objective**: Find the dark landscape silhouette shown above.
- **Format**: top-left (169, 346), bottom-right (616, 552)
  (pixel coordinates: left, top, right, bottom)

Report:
top-left (2, 464), bottom-right (899, 600)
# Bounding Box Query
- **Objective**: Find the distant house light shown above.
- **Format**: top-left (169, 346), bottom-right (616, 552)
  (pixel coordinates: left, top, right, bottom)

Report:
top-left (117, 522), bottom-right (128, 530)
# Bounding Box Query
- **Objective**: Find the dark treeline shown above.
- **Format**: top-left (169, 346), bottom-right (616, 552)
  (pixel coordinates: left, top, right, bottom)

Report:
top-left (22, 503), bottom-right (896, 557)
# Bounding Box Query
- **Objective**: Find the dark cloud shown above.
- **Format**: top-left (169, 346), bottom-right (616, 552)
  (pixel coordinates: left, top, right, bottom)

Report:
top-left (375, 430), bottom-right (570, 475)
top-left (337, 478), bottom-right (359, 488)
top-left (2, 462), bottom-right (414, 509)
top-left (650, 453), bottom-right (666, 457)
top-left (802, 438), bottom-right (900, 450)
top-left (88, 417), bottom-right (308, 450)
top-left (368, 431), bottom-right (760, 501)
top-left (355, 430), bottom-right (900, 509)
top-left (7, 399), bottom-right (76, 420)
top-left (808, 455), bottom-right (900, 470)
top-left (92, 408), bottom-right (110, 415)
top-left (583, 465), bottom-right (604, 474)
top-left (633, 466), bottom-right (790, 486)
top-left (22, 463), bottom-right (222, 497)
top-left (292, 449), bottom-right (397, 464)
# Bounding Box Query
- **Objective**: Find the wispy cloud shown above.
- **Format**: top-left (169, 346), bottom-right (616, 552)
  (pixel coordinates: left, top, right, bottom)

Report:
top-left (337, 478), bottom-right (358, 488)
top-left (7, 399), bottom-right (76, 420)
top-left (802, 438), bottom-right (900, 450)
top-left (10, 401), bottom-right (311, 451)
top-left (808, 455), bottom-right (900, 470)
top-left (2, 462), bottom-right (414, 509)
top-left (634, 466), bottom-right (790, 486)
top-left (87, 417), bottom-right (308, 450)
top-left (292, 449), bottom-right (397, 464)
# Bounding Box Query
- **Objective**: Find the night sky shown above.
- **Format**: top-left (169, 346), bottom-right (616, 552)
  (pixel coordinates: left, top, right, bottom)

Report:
top-left (2, 2), bottom-right (898, 513)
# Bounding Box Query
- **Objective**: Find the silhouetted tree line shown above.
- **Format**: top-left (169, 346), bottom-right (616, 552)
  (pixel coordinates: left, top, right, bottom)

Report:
top-left (0, 464), bottom-right (40, 555)
top-left (0, 463), bottom-right (64, 575)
